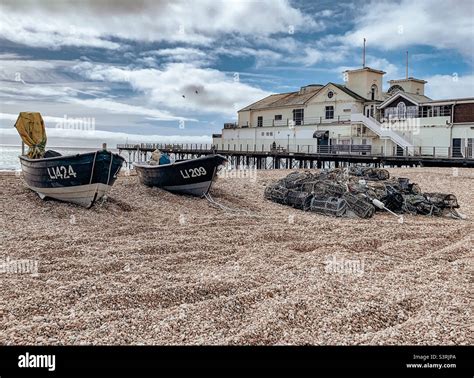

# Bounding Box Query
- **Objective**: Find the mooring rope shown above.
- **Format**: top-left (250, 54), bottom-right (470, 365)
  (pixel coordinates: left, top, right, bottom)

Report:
top-left (89, 151), bottom-right (98, 185)
top-left (203, 192), bottom-right (259, 217)
top-left (106, 152), bottom-right (114, 186)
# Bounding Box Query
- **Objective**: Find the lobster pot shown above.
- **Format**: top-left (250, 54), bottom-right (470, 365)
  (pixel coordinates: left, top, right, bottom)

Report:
top-left (264, 180), bottom-right (285, 199)
top-left (424, 193), bottom-right (459, 208)
top-left (267, 186), bottom-right (290, 204)
top-left (301, 181), bottom-right (320, 193)
top-left (313, 181), bottom-right (346, 197)
top-left (283, 172), bottom-right (315, 189)
top-left (342, 192), bottom-right (375, 219)
top-left (286, 190), bottom-right (313, 211)
top-left (264, 185), bottom-right (274, 200)
top-left (349, 167), bottom-right (390, 181)
top-left (310, 196), bottom-right (347, 217)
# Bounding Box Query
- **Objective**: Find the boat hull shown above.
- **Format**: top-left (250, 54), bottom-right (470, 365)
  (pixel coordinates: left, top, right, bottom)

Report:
top-left (19, 150), bottom-right (125, 208)
top-left (134, 154), bottom-right (227, 196)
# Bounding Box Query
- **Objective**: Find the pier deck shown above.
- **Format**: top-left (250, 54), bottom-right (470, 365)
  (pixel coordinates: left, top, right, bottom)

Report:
top-left (117, 144), bottom-right (474, 168)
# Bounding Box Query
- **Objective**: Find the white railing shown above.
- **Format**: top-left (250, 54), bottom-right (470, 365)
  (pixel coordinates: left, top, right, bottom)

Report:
top-left (351, 113), bottom-right (414, 151)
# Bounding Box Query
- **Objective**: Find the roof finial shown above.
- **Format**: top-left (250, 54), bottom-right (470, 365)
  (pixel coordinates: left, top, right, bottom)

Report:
top-left (363, 38), bottom-right (366, 68)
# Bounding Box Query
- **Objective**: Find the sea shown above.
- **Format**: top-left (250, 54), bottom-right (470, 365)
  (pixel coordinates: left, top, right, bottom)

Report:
top-left (0, 145), bottom-right (119, 170)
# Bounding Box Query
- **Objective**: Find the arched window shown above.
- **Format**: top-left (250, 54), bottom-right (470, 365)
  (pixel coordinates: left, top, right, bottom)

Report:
top-left (388, 85), bottom-right (404, 95)
top-left (397, 102), bottom-right (406, 118)
top-left (371, 84), bottom-right (377, 100)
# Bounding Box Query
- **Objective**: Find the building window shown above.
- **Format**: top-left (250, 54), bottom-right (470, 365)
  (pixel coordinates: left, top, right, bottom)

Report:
top-left (370, 84), bottom-right (378, 100)
top-left (274, 114), bottom-right (282, 120)
top-left (325, 106), bottom-right (334, 119)
top-left (397, 102), bottom-right (406, 118)
top-left (327, 91), bottom-right (334, 99)
top-left (292, 108), bottom-right (304, 125)
top-left (261, 132), bottom-right (264, 136)
top-left (257, 116), bottom-right (263, 127)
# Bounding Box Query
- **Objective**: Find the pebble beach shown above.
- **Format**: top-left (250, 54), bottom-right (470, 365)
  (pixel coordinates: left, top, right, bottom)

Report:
top-left (0, 168), bottom-right (472, 345)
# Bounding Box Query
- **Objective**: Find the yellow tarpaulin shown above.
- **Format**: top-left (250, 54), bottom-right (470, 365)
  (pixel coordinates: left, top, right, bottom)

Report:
top-left (14, 112), bottom-right (47, 159)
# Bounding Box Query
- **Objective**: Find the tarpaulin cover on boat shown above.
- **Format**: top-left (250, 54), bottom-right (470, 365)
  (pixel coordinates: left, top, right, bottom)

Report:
top-left (14, 112), bottom-right (47, 158)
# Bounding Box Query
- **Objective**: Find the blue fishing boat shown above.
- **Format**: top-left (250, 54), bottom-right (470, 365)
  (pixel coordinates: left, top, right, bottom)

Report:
top-left (19, 150), bottom-right (125, 208)
top-left (14, 112), bottom-right (125, 208)
top-left (134, 154), bottom-right (227, 196)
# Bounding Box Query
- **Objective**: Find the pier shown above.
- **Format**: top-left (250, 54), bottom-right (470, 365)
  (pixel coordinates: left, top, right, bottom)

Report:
top-left (116, 143), bottom-right (474, 169)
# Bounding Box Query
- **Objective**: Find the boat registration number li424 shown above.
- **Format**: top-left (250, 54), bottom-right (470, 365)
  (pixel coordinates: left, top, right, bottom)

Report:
top-left (180, 167), bottom-right (207, 179)
top-left (47, 165), bottom-right (77, 180)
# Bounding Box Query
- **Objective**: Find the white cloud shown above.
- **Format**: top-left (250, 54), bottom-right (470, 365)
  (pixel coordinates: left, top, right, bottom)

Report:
top-left (65, 98), bottom-right (194, 121)
top-left (424, 74), bottom-right (474, 99)
top-left (71, 61), bottom-right (271, 116)
top-left (341, 0), bottom-right (474, 58)
top-left (0, 0), bottom-right (319, 49)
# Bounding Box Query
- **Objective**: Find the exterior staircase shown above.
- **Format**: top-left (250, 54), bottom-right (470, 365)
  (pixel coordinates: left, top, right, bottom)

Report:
top-left (351, 113), bottom-right (414, 153)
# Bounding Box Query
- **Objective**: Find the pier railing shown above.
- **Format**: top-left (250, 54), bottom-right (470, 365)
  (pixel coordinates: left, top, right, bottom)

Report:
top-left (116, 143), bottom-right (473, 159)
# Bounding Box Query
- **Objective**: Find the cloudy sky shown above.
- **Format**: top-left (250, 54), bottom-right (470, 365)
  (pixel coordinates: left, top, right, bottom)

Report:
top-left (0, 0), bottom-right (473, 146)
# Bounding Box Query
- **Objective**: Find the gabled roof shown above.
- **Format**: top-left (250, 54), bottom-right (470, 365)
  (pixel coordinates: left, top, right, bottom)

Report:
top-left (238, 82), bottom-right (366, 112)
top-left (378, 91), bottom-right (432, 109)
top-left (238, 88), bottom-right (322, 112)
top-left (330, 83), bottom-right (368, 101)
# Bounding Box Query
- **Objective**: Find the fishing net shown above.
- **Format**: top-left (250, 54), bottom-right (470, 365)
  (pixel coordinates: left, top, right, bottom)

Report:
top-left (423, 193), bottom-right (459, 209)
top-left (310, 196), bottom-right (347, 217)
top-left (403, 195), bottom-right (442, 216)
top-left (14, 112), bottom-right (47, 158)
top-left (380, 185), bottom-right (404, 212)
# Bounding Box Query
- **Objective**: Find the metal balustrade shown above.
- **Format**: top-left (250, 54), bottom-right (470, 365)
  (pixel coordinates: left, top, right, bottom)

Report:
top-left (116, 143), bottom-right (473, 159)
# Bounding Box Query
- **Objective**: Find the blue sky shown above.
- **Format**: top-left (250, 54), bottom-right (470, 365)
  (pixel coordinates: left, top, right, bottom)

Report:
top-left (0, 0), bottom-right (473, 147)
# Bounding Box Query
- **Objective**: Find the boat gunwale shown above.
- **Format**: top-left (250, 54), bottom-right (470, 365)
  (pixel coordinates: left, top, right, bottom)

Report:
top-left (18, 150), bottom-right (125, 163)
top-left (134, 154), bottom-right (227, 170)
